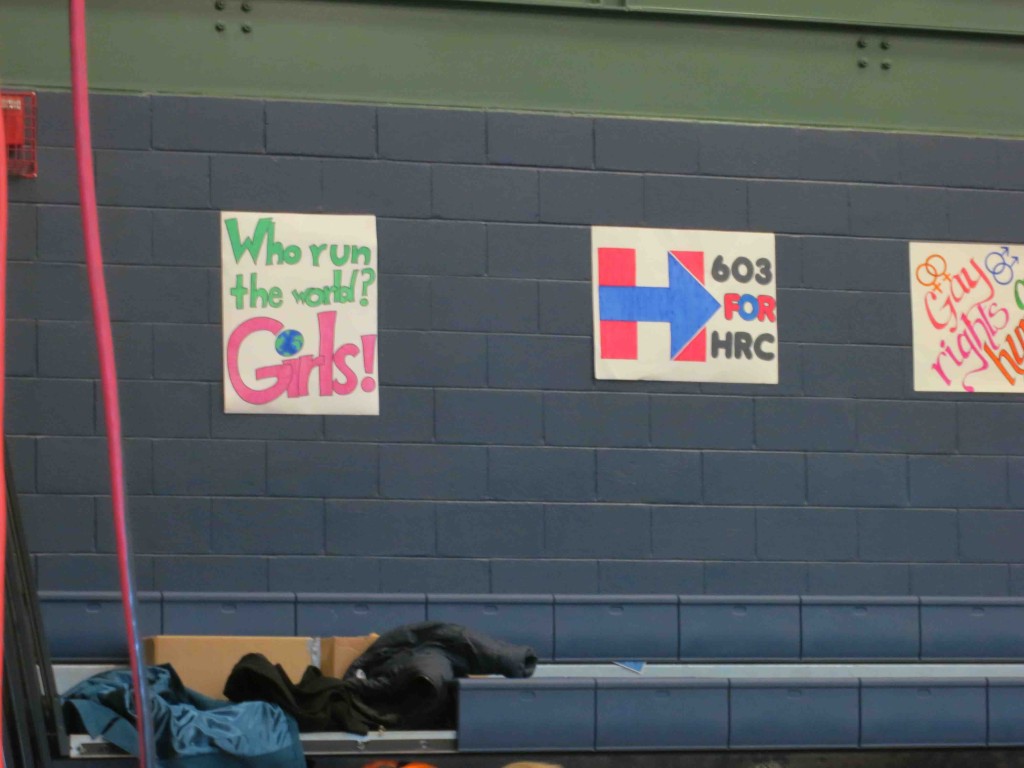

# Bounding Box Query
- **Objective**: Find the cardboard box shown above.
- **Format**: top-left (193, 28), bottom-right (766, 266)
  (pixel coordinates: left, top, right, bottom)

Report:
top-left (144, 635), bottom-right (319, 699)
top-left (320, 634), bottom-right (378, 679)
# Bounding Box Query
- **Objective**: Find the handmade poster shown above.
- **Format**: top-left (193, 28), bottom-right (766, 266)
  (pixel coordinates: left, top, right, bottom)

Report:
top-left (221, 212), bottom-right (378, 414)
top-left (910, 241), bottom-right (1024, 393)
top-left (592, 226), bottom-right (777, 383)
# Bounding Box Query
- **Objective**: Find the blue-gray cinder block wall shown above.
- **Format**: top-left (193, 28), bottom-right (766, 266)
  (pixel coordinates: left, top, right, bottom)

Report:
top-left (10, 93), bottom-right (1024, 596)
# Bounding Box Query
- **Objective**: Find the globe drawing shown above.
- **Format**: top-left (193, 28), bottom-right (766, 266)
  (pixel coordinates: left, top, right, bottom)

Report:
top-left (275, 329), bottom-right (304, 357)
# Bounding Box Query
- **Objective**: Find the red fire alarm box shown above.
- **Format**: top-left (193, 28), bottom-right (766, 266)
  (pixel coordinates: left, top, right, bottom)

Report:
top-left (1, 91), bottom-right (37, 179)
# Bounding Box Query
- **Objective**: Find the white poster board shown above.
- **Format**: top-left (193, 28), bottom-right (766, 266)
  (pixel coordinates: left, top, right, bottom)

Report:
top-left (910, 241), bottom-right (1024, 393)
top-left (592, 226), bottom-right (777, 383)
top-left (221, 212), bottom-right (379, 414)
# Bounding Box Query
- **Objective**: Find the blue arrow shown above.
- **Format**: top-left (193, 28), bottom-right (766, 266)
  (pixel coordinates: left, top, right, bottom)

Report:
top-left (599, 253), bottom-right (721, 358)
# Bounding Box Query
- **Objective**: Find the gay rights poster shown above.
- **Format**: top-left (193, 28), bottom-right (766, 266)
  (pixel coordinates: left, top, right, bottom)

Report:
top-left (221, 212), bottom-right (379, 415)
top-left (911, 241), bottom-right (1024, 393)
top-left (592, 226), bottom-right (778, 384)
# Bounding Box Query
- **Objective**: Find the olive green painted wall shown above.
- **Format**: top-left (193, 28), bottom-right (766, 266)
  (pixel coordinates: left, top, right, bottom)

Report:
top-left (2, 0), bottom-right (1023, 136)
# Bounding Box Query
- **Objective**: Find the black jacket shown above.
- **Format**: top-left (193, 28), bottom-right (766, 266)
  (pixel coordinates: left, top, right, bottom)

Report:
top-left (225, 622), bottom-right (536, 732)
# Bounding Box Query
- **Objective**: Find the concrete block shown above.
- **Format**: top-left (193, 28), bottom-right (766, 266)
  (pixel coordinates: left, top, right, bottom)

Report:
top-left (436, 503), bottom-right (543, 558)
top-left (10, 148), bottom-right (79, 205)
top-left (270, 559), bottom-right (380, 593)
top-left (436, 390), bottom-right (543, 445)
top-left (801, 236), bottom-right (907, 291)
top-left (959, 403), bottom-right (1024, 454)
top-left (152, 210), bottom-right (220, 267)
top-left (802, 343), bottom-right (905, 398)
top-left (153, 439), bottom-right (264, 496)
top-left (599, 561), bottom-right (703, 595)
top-left (899, 135), bottom-right (1003, 189)
top-left (488, 334), bottom-right (593, 390)
top-left (910, 456), bottom-right (1007, 508)
top-left (596, 449), bottom-right (701, 504)
top-left (756, 397), bottom-right (856, 451)
top-left (798, 129), bottom-right (900, 183)
top-left (849, 185), bottom-right (948, 239)
top-left (704, 562), bottom-right (807, 595)
top-left (539, 170), bottom-right (642, 225)
top-left (324, 159), bottom-right (431, 217)
top-left (21, 495), bottom-right (95, 553)
top-left (960, 511), bottom-right (1024, 563)
top-left (806, 564), bottom-right (911, 596)
top-left (98, 496), bottom-right (210, 555)
top-left (858, 401), bottom-right (956, 453)
top-left (154, 556), bottom-right (267, 592)
top-left (539, 280), bottom-right (590, 335)
top-left (8, 204), bottom-right (35, 262)
top-left (118, 380), bottom-right (209, 437)
top-left (153, 96), bottom-right (264, 152)
top-left (807, 453), bottom-right (907, 507)
top-left (911, 564), bottom-right (1010, 596)
top-left (697, 341), bottom-right (803, 397)
top-left (433, 164), bottom-right (538, 222)
top-left (38, 437), bottom-right (150, 495)
top-left (108, 266), bottom-right (209, 323)
top-left (947, 190), bottom-right (1024, 242)
top-left (154, 324), bottom-right (220, 380)
top-left (381, 330), bottom-right (487, 387)
top-left (38, 554), bottom-right (155, 591)
top-left (757, 508), bottom-right (857, 561)
top-left (380, 558), bottom-right (490, 593)
top-left (379, 107), bottom-right (485, 163)
top-left (779, 288), bottom-right (910, 345)
top-left (378, 219), bottom-right (486, 276)
top-left (9, 263), bottom-right (89, 321)
top-left (749, 180), bottom-right (849, 235)
top-left (266, 442), bottom-right (378, 498)
top-left (96, 150), bottom-right (210, 208)
top-left (698, 123), bottom-right (801, 178)
top-left (211, 155), bottom-right (320, 211)
top-left (489, 447), bottom-right (595, 502)
top-left (38, 205), bottom-right (152, 264)
top-left (595, 118), bottom-right (698, 174)
top-left (266, 100), bottom-right (375, 158)
top-left (326, 499), bottom-right (435, 556)
top-left (651, 506), bottom-right (755, 560)
top-left (489, 113), bottom-right (592, 168)
top-left (650, 395), bottom-right (753, 449)
top-left (545, 393), bottom-right (649, 447)
top-left (212, 498), bottom-right (324, 555)
top-left (859, 509), bottom-right (957, 562)
top-left (704, 451), bottom-right (804, 505)
top-left (9, 437), bottom-right (35, 493)
top-left (7, 320), bottom-right (36, 377)
top-left (39, 322), bottom-right (150, 381)
top-left (6, 378), bottom-right (94, 436)
top-left (431, 276), bottom-right (537, 332)
top-left (380, 275), bottom-right (431, 329)
top-left (544, 504), bottom-right (650, 559)
top-left (491, 559), bottom-right (598, 594)
top-left (381, 444), bottom-right (487, 500)
top-left (487, 223), bottom-right (590, 281)
top-left (325, 386), bottom-right (432, 443)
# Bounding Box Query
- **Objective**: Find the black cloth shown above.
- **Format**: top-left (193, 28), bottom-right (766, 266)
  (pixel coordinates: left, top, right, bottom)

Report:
top-left (344, 621), bottom-right (537, 729)
top-left (225, 622), bottom-right (536, 732)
